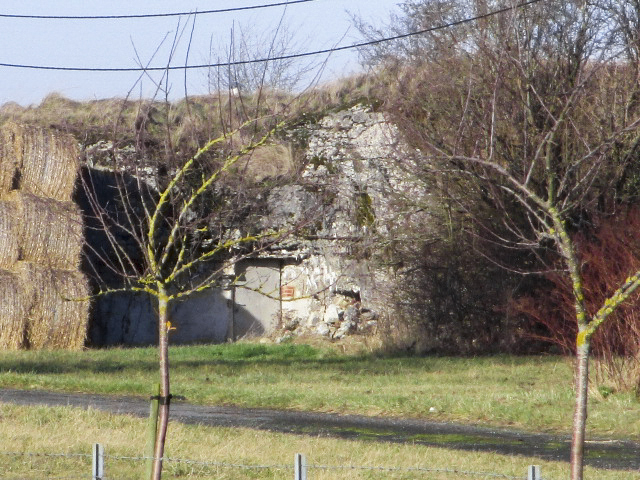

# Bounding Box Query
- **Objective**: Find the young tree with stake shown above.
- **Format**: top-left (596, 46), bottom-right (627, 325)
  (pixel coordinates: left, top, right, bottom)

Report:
top-left (362, 1), bottom-right (640, 478)
top-left (82, 114), bottom-right (289, 479)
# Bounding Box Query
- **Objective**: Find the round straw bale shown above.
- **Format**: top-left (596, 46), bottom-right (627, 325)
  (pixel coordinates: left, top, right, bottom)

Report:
top-left (0, 122), bottom-right (24, 194)
top-left (16, 192), bottom-right (84, 269)
top-left (0, 198), bottom-right (20, 268)
top-left (21, 263), bottom-right (90, 350)
top-left (0, 268), bottom-right (32, 350)
top-left (19, 125), bottom-right (79, 201)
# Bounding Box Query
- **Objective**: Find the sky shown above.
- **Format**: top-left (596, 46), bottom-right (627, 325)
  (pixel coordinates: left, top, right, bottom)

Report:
top-left (0, 0), bottom-right (401, 106)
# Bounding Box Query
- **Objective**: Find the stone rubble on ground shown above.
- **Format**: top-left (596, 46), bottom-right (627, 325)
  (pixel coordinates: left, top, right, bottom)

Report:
top-left (275, 293), bottom-right (378, 343)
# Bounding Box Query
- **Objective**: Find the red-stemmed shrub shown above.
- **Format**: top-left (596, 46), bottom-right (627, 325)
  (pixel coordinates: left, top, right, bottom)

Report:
top-left (514, 206), bottom-right (640, 391)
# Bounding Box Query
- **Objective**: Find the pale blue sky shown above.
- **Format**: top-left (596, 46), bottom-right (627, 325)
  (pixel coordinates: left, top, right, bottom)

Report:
top-left (0, 0), bottom-right (401, 106)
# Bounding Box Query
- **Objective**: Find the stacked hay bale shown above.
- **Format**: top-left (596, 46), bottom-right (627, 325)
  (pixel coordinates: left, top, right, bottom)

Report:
top-left (0, 122), bottom-right (89, 350)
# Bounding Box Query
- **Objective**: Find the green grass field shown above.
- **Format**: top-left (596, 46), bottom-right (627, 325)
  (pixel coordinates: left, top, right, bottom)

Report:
top-left (0, 342), bottom-right (638, 439)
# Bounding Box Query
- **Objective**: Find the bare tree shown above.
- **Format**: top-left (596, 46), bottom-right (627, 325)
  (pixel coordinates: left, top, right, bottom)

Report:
top-left (353, 0), bottom-right (479, 65)
top-left (82, 113), bottom-right (291, 477)
top-left (75, 13), bottom-right (343, 474)
top-left (367, 1), bottom-right (640, 478)
top-left (209, 14), bottom-right (318, 96)
top-left (77, 16), bottom-right (340, 478)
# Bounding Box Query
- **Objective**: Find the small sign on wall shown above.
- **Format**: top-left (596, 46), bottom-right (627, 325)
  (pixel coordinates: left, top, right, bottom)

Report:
top-left (281, 285), bottom-right (295, 299)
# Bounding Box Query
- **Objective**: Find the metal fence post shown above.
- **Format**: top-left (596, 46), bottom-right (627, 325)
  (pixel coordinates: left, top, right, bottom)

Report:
top-left (528, 465), bottom-right (541, 480)
top-left (294, 453), bottom-right (307, 480)
top-left (146, 384), bottom-right (161, 480)
top-left (92, 443), bottom-right (104, 480)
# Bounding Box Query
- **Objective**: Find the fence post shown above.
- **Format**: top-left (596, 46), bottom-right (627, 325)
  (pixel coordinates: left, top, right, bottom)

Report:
top-left (528, 465), bottom-right (541, 480)
top-left (92, 443), bottom-right (104, 480)
top-left (146, 384), bottom-right (161, 480)
top-left (294, 453), bottom-right (307, 480)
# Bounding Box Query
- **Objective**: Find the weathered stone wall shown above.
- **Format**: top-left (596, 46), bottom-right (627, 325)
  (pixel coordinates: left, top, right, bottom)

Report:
top-left (264, 104), bottom-right (430, 341)
top-left (83, 104), bottom-right (429, 344)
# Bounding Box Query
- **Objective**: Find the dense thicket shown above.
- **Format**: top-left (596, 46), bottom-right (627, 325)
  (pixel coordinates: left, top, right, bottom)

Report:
top-left (362, 6), bottom-right (640, 472)
top-left (359, 0), bottom-right (640, 355)
top-left (513, 207), bottom-right (640, 389)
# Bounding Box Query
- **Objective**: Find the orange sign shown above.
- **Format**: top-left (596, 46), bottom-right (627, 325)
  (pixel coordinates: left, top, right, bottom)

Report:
top-left (281, 285), bottom-right (295, 299)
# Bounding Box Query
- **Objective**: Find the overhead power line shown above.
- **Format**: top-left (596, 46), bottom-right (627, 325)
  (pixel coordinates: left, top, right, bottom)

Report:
top-left (0, 0), bottom-right (544, 73)
top-left (0, 0), bottom-right (317, 20)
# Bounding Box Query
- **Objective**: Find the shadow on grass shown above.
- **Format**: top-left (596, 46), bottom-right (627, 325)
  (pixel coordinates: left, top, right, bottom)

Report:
top-left (0, 343), bottom-right (565, 377)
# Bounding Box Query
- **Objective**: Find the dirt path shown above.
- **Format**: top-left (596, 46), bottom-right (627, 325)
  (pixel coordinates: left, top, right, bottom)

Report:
top-left (1, 388), bottom-right (638, 470)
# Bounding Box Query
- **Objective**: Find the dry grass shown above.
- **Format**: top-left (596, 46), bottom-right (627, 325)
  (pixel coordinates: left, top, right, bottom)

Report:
top-left (20, 262), bottom-right (90, 350)
top-left (18, 123), bottom-right (79, 201)
top-left (0, 403), bottom-right (634, 480)
top-left (0, 74), bottom-right (387, 158)
top-left (0, 197), bottom-right (20, 267)
top-left (13, 192), bottom-right (84, 269)
top-left (0, 269), bottom-right (30, 349)
top-left (1, 94), bottom-right (140, 145)
top-left (240, 142), bottom-right (294, 182)
top-left (294, 73), bottom-right (387, 114)
top-left (0, 122), bottom-right (23, 194)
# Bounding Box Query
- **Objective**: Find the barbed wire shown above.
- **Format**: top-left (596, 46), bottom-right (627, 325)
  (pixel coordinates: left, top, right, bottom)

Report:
top-left (0, 0), bottom-right (317, 20)
top-left (131, 455), bottom-right (545, 479)
top-left (308, 463), bottom-right (529, 479)
top-left (0, 450), bottom-right (546, 480)
top-left (106, 454), bottom-right (292, 470)
top-left (0, 0), bottom-right (545, 72)
top-left (0, 476), bottom-right (89, 480)
top-left (0, 451), bottom-right (91, 460)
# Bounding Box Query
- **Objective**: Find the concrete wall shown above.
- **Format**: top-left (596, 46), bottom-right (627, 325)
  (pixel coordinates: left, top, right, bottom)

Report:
top-left (89, 288), bottom-right (233, 345)
top-left (90, 291), bottom-right (157, 345)
top-left (232, 259), bottom-right (282, 340)
top-left (82, 105), bottom-right (404, 347)
top-left (89, 259), bottom-right (283, 346)
top-left (170, 288), bottom-right (233, 344)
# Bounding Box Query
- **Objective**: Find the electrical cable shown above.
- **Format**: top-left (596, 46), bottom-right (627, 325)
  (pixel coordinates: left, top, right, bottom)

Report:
top-left (0, 0), bottom-right (317, 20)
top-left (0, 0), bottom-right (545, 72)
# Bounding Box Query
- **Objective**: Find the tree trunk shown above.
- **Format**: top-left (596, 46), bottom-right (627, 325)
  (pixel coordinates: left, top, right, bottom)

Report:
top-left (152, 289), bottom-right (171, 480)
top-left (570, 339), bottom-right (590, 480)
top-left (553, 215), bottom-right (591, 480)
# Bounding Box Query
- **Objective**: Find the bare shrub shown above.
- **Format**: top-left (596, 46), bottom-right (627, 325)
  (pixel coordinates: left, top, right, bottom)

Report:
top-left (513, 206), bottom-right (640, 390)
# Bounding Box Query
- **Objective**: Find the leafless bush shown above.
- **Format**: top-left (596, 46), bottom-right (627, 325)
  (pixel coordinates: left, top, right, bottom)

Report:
top-left (513, 206), bottom-right (640, 391)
